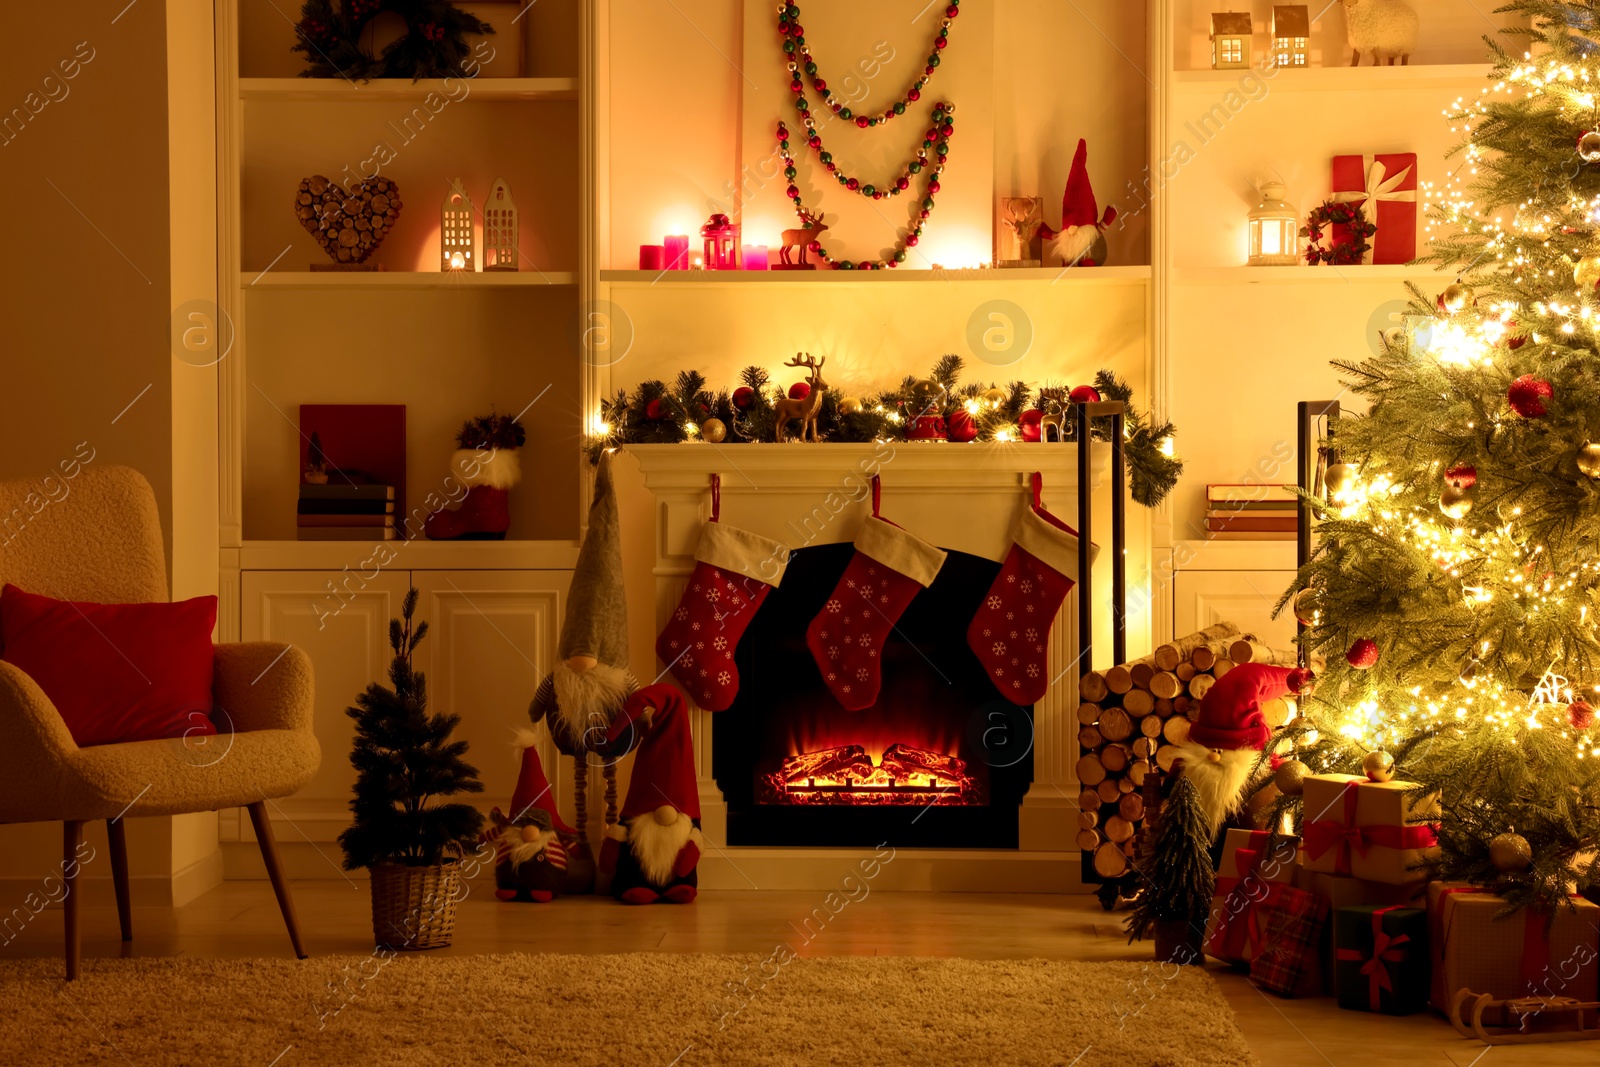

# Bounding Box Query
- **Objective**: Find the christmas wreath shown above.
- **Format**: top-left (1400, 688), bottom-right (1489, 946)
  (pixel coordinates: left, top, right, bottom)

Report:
top-left (1300, 200), bottom-right (1377, 266)
top-left (292, 0), bottom-right (494, 82)
top-left (589, 360), bottom-right (1183, 508)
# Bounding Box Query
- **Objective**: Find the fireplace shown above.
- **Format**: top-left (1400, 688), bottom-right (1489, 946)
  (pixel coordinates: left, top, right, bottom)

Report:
top-left (713, 542), bottom-right (1033, 848)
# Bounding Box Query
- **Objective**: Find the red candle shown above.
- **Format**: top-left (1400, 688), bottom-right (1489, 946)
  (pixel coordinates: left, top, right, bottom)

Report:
top-left (663, 235), bottom-right (690, 270)
top-left (639, 244), bottom-right (666, 270)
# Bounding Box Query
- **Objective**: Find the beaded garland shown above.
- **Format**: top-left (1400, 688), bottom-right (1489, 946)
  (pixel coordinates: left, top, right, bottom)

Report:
top-left (778, 1), bottom-right (959, 129)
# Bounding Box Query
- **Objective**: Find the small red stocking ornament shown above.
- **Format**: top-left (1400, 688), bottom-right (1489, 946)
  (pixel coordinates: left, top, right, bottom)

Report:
top-left (805, 477), bottom-right (947, 711)
top-left (656, 476), bottom-right (790, 710)
top-left (969, 473), bottom-right (1094, 706)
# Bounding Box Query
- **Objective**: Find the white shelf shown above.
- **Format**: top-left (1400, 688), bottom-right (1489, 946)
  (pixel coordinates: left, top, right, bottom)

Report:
top-left (1171, 265), bottom-right (1445, 285)
top-left (1171, 63), bottom-right (1491, 93)
top-left (239, 77), bottom-right (579, 102)
top-left (237, 539), bottom-right (581, 571)
top-left (599, 265), bottom-right (1151, 286)
top-left (243, 270), bottom-right (578, 290)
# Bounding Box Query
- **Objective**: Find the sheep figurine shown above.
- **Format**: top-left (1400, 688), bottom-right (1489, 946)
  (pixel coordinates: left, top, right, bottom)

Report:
top-left (1343, 0), bottom-right (1419, 66)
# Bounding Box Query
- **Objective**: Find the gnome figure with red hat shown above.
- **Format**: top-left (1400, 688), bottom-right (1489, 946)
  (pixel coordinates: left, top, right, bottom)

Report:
top-left (486, 732), bottom-right (585, 902)
top-left (1038, 138), bottom-right (1118, 268)
top-left (1167, 662), bottom-right (1314, 833)
top-left (599, 684), bottom-right (702, 905)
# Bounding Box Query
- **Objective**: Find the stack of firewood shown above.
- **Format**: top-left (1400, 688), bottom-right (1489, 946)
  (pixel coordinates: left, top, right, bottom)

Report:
top-left (1074, 621), bottom-right (1299, 880)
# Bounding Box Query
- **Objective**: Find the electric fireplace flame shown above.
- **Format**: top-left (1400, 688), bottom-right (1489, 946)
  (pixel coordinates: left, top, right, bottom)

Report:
top-left (758, 743), bottom-right (983, 806)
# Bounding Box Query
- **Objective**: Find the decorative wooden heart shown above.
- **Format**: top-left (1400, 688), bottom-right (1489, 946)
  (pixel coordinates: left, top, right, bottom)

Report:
top-left (294, 175), bottom-right (402, 265)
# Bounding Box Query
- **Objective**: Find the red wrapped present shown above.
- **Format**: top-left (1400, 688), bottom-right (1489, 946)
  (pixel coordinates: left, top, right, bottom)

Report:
top-left (1250, 884), bottom-right (1329, 997)
top-left (1427, 882), bottom-right (1600, 1014)
top-left (1330, 153), bottom-right (1418, 264)
top-left (1203, 828), bottom-right (1299, 965)
top-left (1302, 773), bottom-right (1439, 884)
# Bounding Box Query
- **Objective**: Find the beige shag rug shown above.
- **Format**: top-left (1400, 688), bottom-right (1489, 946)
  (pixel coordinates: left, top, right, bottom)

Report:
top-left (4, 954), bottom-right (1259, 1067)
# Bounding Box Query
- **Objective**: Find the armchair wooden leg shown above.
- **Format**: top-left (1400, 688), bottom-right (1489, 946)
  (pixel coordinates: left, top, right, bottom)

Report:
top-left (64, 821), bottom-right (84, 981)
top-left (107, 817), bottom-right (132, 942)
top-left (247, 801), bottom-right (307, 960)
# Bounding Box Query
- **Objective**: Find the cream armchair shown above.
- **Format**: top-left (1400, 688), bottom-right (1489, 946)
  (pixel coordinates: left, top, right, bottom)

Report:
top-left (0, 467), bottom-right (320, 978)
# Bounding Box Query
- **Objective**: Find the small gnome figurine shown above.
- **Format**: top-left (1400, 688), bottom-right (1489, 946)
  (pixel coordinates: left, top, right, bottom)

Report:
top-left (599, 684), bottom-right (702, 905)
top-left (486, 732), bottom-right (581, 903)
top-left (1037, 139), bottom-right (1118, 268)
top-left (528, 451), bottom-right (640, 886)
top-left (1167, 662), bottom-right (1314, 833)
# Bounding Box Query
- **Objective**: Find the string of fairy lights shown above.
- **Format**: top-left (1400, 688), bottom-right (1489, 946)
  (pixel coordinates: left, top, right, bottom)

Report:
top-left (1313, 50), bottom-right (1600, 761)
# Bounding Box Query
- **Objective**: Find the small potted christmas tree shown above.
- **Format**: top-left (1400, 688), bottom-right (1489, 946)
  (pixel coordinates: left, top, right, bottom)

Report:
top-left (338, 589), bottom-right (485, 950)
top-left (1125, 775), bottom-right (1216, 964)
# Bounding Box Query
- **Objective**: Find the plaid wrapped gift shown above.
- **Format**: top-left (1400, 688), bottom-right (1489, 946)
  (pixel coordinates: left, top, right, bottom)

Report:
top-left (1204, 829), bottom-right (1300, 965)
top-left (1334, 905), bottom-right (1429, 1015)
top-left (1250, 884), bottom-right (1329, 997)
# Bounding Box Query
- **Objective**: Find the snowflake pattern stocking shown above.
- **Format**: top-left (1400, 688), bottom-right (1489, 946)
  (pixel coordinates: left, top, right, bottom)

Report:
top-left (656, 476), bottom-right (790, 710)
top-left (968, 473), bottom-right (1094, 706)
top-left (805, 479), bottom-right (947, 711)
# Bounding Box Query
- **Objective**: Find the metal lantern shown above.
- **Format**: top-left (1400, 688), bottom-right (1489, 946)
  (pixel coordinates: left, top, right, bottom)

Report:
top-left (440, 178), bottom-right (476, 272)
top-left (701, 213), bottom-right (741, 270)
top-left (483, 177), bottom-right (517, 272)
top-left (1210, 12), bottom-right (1252, 70)
top-left (1272, 5), bottom-right (1310, 68)
top-left (1249, 181), bottom-right (1300, 266)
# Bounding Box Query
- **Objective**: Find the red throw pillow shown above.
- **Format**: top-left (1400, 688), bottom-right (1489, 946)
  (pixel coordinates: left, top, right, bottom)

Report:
top-left (0, 584), bottom-right (218, 747)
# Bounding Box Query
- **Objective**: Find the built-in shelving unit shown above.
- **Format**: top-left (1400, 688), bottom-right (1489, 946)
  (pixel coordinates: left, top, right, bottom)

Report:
top-left (238, 76), bottom-right (579, 102)
top-left (244, 270), bottom-right (580, 289)
top-left (1171, 63), bottom-right (1492, 92)
top-left (598, 266), bottom-right (1152, 286)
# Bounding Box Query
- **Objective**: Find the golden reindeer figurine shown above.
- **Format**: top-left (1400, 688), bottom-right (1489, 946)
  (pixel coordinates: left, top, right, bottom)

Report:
top-left (773, 353), bottom-right (827, 442)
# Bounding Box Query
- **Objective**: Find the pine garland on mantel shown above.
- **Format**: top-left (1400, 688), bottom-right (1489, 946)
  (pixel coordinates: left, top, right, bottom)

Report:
top-left (588, 359), bottom-right (1182, 508)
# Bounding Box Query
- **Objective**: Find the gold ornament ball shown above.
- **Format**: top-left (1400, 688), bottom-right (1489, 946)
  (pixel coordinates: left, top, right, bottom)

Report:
top-left (1581, 130), bottom-right (1600, 163)
top-left (1324, 462), bottom-right (1359, 498)
top-left (701, 418), bottom-right (727, 444)
top-left (1578, 443), bottom-right (1600, 480)
top-left (1274, 759), bottom-right (1309, 797)
top-left (1440, 282), bottom-right (1472, 313)
top-left (1291, 587), bottom-right (1319, 625)
top-left (1362, 749), bottom-right (1396, 783)
top-left (1439, 484), bottom-right (1474, 519)
top-left (1488, 832), bottom-right (1533, 873)
top-left (838, 396), bottom-right (864, 416)
top-left (980, 387), bottom-right (1008, 408)
top-left (1576, 256), bottom-right (1600, 292)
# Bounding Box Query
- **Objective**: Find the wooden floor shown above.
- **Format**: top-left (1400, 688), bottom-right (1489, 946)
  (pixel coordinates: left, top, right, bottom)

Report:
top-left (2, 879), bottom-right (1590, 1065)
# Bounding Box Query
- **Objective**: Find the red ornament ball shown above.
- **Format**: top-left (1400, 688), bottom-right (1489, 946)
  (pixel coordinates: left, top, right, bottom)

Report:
top-left (732, 386), bottom-right (756, 411)
top-left (1508, 374), bottom-right (1553, 418)
top-left (788, 382), bottom-right (811, 401)
top-left (1018, 408), bottom-right (1044, 443)
top-left (1570, 699), bottom-right (1596, 731)
top-left (1444, 464), bottom-right (1477, 489)
top-left (947, 409), bottom-right (978, 443)
top-left (644, 398), bottom-right (668, 421)
top-left (1346, 638), bottom-right (1380, 670)
top-left (1069, 385), bottom-right (1101, 405)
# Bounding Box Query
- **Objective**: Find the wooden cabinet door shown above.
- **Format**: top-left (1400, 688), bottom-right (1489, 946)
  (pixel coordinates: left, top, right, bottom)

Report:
top-left (1172, 569), bottom-right (1299, 651)
top-left (409, 571), bottom-right (571, 823)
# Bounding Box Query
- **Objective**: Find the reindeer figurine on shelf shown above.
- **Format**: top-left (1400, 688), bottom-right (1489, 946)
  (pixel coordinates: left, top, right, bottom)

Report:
top-left (779, 211), bottom-right (828, 268)
top-left (773, 353), bottom-right (827, 442)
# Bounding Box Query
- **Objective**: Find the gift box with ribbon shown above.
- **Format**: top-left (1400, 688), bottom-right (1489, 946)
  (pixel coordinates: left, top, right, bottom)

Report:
top-left (1302, 774), bottom-right (1439, 885)
top-left (1295, 868), bottom-right (1422, 911)
top-left (1427, 882), bottom-right (1600, 1014)
top-left (1203, 828), bottom-right (1299, 965)
top-left (1330, 153), bottom-right (1418, 264)
top-left (1334, 905), bottom-right (1430, 1014)
top-left (1250, 885), bottom-right (1329, 998)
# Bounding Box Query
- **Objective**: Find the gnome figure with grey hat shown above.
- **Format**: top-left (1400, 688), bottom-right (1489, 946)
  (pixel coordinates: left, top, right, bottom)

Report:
top-left (528, 451), bottom-right (641, 893)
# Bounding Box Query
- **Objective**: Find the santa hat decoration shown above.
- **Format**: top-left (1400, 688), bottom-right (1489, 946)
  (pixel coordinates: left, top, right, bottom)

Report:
top-left (608, 684), bottom-right (700, 821)
top-left (1190, 663), bottom-right (1313, 751)
top-left (509, 731), bottom-right (576, 834)
top-left (1038, 139), bottom-right (1118, 244)
top-left (559, 450), bottom-right (628, 668)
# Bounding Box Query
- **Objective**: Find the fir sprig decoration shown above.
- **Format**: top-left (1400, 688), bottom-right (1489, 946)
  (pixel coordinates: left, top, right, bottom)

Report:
top-left (455, 411), bottom-right (526, 451)
top-left (292, 0), bottom-right (494, 82)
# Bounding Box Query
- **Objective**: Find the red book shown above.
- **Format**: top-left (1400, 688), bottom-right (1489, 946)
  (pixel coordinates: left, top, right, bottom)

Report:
top-left (299, 405), bottom-right (407, 538)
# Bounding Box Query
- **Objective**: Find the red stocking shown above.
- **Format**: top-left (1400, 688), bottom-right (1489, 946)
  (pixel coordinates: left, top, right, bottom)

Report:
top-left (805, 477), bottom-right (947, 711)
top-left (656, 475), bottom-right (790, 710)
top-left (968, 472), bottom-right (1094, 706)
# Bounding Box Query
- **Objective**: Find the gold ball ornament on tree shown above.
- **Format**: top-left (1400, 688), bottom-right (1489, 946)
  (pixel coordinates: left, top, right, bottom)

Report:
top-left (1580, 130), bottom-right (1600, 163)
top-left (837, 396), bottom-right (864, 416)
top-left (1439, 484), bottom-right (1474, 519)
top-left (1324, 462), bottom-right (1359, 500)
top-left (1577, 443), bottom-right (1600, 480)
top-left (1274, 759), bottom-right (1309, 796)
top-left (1362, 749), bottom-right (1396, 783)
top-left (700, 417), bottom-right (727, 444)
top-left (1576, 255), bottom-right (1600, 292)
top-left (1439, 281), bottom-right (1472, 314)
top-left (1488, 831), bottom-right (1533, 873)
top-left (1291, 587), bottom-right (1319, 625)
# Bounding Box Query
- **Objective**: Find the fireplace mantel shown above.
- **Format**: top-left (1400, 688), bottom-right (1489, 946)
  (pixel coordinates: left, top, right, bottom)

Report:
top-left (626, 442), bottom-right (1108, 892)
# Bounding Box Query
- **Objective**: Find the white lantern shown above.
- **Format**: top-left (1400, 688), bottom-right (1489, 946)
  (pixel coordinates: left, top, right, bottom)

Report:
top-left (1210, 12), bottom-right (1252, 70)
top-left (483, 177), bottom-right (518, 272)
top-left (1272, 5), bottom-right (1310, 69)
top-left (441, 178), bottom-right (476, 272)
top-left (1249, 181), bottom-right (1300, 266)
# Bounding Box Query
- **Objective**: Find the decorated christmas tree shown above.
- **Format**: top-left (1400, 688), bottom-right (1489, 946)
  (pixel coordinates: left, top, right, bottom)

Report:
top-left (1282, 3), bottom-right (1600, 912)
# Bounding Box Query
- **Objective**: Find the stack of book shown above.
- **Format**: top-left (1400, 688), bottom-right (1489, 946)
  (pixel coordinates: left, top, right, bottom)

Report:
top-left (1205, 484), bottom-right (1299, 540)
top-left (298, 483), bottom-right (397, 540)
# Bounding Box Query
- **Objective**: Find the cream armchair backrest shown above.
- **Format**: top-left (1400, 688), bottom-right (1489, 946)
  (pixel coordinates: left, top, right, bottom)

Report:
top-left (0, 465), bottom-right (168, 603)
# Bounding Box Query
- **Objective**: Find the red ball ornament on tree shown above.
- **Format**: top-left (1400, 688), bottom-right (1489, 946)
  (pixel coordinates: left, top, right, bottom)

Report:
top-left (788, 382), bottom-right (811, 401)
top-left (1507, 374), bottom-right (1553, 418)
top-left (732, 386), bottom-right (756, 411)
top-left (946, 409), bottom-right (978, 443)
top-left (1570, 699), bottom-right (1596, 730)
top-left (1018, 409), bottom-right (1044, 443)
top-left (645, 397), bottom-right (668, 421)
top-left (1346, 638), bottom-right (1380, 670)
top-left (1443, 464), bottom-right (1477, 490)
top-left (1069, 385), bottom-right (1101, 404)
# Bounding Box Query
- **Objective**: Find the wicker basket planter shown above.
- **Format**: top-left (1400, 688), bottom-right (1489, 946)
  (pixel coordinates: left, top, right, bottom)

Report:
top-left (369, 861), bottom-right (463, 950)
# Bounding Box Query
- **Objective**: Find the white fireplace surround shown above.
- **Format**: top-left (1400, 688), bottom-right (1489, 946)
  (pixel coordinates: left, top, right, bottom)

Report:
top-left (628, 442), bottom-right (1109, 892)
